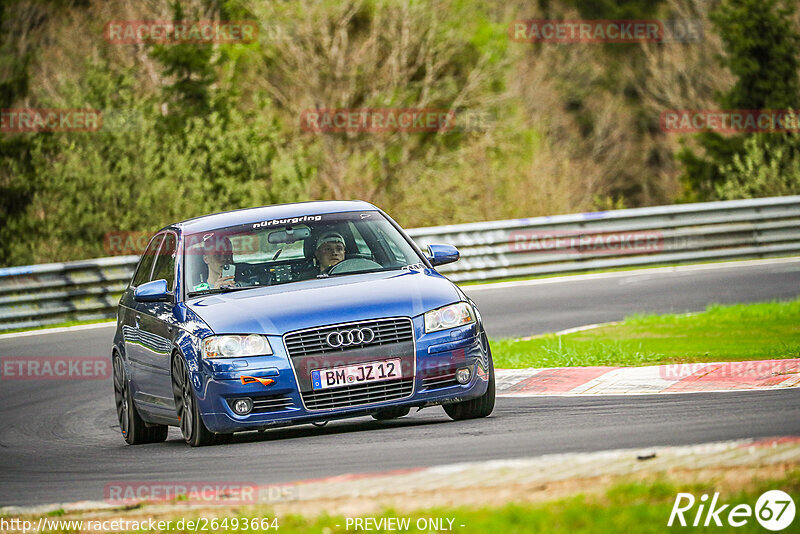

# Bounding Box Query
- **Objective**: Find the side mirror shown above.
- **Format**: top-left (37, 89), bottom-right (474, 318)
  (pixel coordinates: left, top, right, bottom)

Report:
top-left (426, 244), bottom-right (460, 266)
top-left (134, 279), bottom-right (172, 302)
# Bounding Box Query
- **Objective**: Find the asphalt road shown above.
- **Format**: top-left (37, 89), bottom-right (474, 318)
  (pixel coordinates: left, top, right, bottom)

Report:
top-left (1, 259), bottom-right (799, 507)
top-left (465, 258), bottom-right (800, 338)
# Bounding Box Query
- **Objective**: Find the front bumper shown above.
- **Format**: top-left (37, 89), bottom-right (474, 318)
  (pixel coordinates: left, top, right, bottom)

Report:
top-left (194, 321), bottom-right (490, 433)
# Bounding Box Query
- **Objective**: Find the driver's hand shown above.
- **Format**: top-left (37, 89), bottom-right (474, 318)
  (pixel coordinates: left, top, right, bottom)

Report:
top-left (217, 275), bottom-right (235, 286)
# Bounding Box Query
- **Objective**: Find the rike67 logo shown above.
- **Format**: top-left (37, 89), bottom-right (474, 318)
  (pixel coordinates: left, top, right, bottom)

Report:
top-left (669, 490), bottom-right (795, 530)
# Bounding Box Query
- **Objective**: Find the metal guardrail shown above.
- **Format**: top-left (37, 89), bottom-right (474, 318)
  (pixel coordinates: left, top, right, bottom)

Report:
top-left (1, 196), bottom-right (799, 331)
top-left (407, 195), bottom-right (800, 281)
top-left (0, 256), bottom-right (139, 331)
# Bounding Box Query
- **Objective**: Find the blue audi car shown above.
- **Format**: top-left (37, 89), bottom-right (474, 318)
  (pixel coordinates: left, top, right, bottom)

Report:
top-left (112, 201), bottom-right (494, 446)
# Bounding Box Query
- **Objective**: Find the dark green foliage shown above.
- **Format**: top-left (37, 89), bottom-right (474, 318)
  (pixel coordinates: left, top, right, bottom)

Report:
top-left (678, 0), bottom-right (800, 200)
top-left (2, 0), bottom-right (800, 266)
top-left (562, 0), bottom-right (663, 19)
top-left (14, 96), bottom-right (313, 261)
top-left (677, 132), bottom-right (746, 201)
top-left (710, 0), bottom-right (800, 110)
top-left (0, 136), bottom-right (37, 265)
top-left (149, 2), bottom-right (219, 130)
top-left (716, 132), bottom-right (800, 198)
top-left (0, 1), bottom-right (317, 265)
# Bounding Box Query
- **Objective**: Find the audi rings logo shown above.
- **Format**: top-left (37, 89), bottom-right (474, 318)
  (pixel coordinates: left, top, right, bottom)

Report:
top-left (326, 328), bottom-right (375, 348)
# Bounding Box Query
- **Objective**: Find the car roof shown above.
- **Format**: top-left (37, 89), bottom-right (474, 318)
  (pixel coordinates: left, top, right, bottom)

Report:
top-left (171, 200), bottom-right (379, 234)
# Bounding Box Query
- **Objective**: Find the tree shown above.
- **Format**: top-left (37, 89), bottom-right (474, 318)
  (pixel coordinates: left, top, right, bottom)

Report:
top-left (148, 1), bottom-right (219, 130)
top-left (716, 133), bottom-right (800, 199)
top-left (678, 0), bottom-right (800, 200)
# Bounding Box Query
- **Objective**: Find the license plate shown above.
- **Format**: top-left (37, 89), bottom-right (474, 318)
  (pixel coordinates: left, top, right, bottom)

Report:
top-left (311, 358), bottom-right (402, 390)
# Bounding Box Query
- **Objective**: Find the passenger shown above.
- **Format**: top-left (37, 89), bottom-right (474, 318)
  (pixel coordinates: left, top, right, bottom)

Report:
top-left (314, 231), bottom-right (346, 274)
top-left (202, 235), bottom-right (235, 288)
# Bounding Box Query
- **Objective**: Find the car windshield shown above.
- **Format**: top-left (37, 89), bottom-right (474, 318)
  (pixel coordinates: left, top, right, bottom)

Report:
top-left (184, 210), bottom-right (425, 297)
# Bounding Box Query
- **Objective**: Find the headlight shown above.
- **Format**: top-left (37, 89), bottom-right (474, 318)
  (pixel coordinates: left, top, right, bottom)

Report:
top-left (424, 302), bottom-right (475, 333)
top-left (203, 335), bottom-right (273, 359)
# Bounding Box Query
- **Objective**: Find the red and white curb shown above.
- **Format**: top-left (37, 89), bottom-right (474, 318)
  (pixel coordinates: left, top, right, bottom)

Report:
top-left (496, 359), bottom-right (800, 396)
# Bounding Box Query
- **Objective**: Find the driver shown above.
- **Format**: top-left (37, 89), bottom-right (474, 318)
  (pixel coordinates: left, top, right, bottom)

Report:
top-left (314, 231), bottom-right (346, 274)
top-left (202, 235), bottom-right (235, 288)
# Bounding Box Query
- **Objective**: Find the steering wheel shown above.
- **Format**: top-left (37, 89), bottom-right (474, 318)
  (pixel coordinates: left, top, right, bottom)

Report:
top-left (327, 258), bottom-right (383, 275)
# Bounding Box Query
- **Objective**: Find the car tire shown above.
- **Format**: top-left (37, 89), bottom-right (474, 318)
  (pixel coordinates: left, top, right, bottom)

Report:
top-left (171, 354), bottom-right (232, 447)
top-left (113, 353), bottom-right (168, 445)
top-left (372, 406), bottom-right (411, 420)
top-left (443, 355), bottom-right (495, 421)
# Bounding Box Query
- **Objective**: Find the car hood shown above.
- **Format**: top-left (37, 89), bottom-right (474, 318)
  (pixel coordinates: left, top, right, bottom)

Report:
top-left (185, 269), bottom-right (461, 335)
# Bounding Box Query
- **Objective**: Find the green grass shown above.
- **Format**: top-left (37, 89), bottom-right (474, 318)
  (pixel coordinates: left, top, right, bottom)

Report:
top-left (0, 317), bottom-right (115, 335)
top-left (490, 298), bottom-right (800, 368)
top-left (15, 468), bottom-right (799, 533)
top-left (169, 471), bottom-right (799, 533)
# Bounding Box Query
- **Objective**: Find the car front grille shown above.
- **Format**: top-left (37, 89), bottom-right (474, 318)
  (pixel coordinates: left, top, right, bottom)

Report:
top-left (284, 317), bottom-right (416, 410)
top-left (284, 317), bottom-right (414, 358)
top-left (302, 378), bottom-right (414, 410)
top-left (422, 372), bottom-right (459, 390)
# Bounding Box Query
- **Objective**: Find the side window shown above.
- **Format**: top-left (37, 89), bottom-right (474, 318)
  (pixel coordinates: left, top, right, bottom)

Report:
top-left (151, 232), bottom-right (177, 292)
top-left (131, 234), bottom-right (164, 287)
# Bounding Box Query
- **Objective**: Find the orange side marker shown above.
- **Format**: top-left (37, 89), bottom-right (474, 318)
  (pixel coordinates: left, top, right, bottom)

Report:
top-left (240, 376), bottom-right (275, 387)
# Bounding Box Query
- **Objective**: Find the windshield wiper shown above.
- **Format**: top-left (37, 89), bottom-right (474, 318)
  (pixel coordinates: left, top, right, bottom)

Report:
top-left (187, 285), bottom-right (258, 297)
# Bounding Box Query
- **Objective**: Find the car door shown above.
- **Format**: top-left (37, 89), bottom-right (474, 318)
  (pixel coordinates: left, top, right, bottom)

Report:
top-left (124, 232), bottom-right (164, 397)
top-left (134, 231), bottom-right (180, 404)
